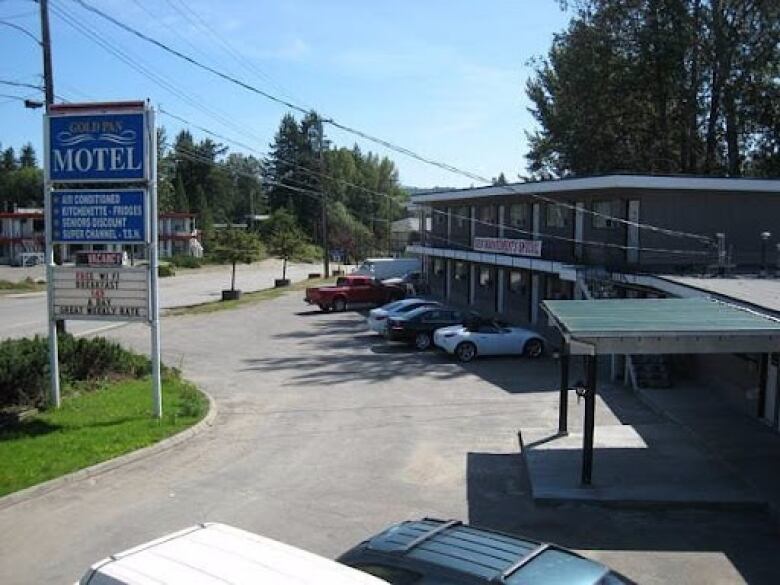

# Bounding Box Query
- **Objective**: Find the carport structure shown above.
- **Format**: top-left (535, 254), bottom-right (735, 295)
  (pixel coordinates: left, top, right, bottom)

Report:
top-left (541, 298), bottom-right (780, 486)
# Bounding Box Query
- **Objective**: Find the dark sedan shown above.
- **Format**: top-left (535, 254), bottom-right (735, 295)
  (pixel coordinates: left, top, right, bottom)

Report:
top-left (386, 306), bottom-right (476, 350)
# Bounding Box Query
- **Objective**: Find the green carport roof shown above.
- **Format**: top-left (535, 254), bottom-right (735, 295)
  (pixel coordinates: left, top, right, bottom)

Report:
top-left (541, 298), bottom-right (780, 355)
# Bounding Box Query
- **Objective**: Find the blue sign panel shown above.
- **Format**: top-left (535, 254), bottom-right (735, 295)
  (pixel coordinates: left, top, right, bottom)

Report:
top-left (51, 190), bottom-right (147, 244)
top-left (49, 112), bottom-right (146, 182)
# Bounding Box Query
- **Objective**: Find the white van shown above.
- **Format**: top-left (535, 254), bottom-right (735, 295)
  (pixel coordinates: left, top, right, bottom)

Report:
top-left (353, 257), bottom-right (421, 280)
top-left (75, 523), bottom-right (386, 585)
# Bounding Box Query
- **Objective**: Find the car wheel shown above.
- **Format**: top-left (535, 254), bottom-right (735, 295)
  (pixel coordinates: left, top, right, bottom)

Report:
top-left (414, 332), bottom-right (432, 351)
top-left (524, 338), bottom-right (544, 359)
top-left (455, 341), bottom-right (477, 362)
top-left (318, 304), bottom-right (331, 313)
top-left (333, 297), bottom-right (347, 312)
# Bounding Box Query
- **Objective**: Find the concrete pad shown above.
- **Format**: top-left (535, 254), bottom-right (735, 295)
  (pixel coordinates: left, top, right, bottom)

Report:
top-left (520, 423), bottom-right (766, 509)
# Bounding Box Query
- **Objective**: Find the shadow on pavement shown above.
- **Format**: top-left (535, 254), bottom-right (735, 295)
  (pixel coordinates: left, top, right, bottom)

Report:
top-left (466, 451), bottom-right (780, 585)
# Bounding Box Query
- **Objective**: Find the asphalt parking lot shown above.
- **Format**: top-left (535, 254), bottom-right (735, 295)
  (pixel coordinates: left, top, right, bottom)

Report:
top-left (1, 291), bottom-right (779, 584)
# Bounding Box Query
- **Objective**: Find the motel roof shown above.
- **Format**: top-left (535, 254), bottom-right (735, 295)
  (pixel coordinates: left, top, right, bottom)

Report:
top-left (411, 174), bottom-right (780, 203)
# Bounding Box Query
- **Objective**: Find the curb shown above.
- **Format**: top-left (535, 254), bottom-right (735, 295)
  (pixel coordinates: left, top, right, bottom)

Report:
top-left (0, 388), bottom-right (218, 511)
top-left (4, 291), bottom-right (46, 299)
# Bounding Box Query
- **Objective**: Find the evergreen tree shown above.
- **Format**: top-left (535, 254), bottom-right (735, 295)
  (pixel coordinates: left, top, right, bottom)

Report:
top-left (526, 0), bottom-right (780, 178)
top-left (2, 148), bottom-right (16, 172)
top-left (173, 174), bottom-right (189, 211)
top-left (18, 143), bottom-right (36, 168)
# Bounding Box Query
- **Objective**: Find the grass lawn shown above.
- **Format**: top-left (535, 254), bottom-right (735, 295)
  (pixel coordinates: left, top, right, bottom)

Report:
top-left (0, 278), bottom-right (45, 295)
top-left (166, 276), bottom-right (335, 316)
top-left (0, 377), bottom-right (207, 497)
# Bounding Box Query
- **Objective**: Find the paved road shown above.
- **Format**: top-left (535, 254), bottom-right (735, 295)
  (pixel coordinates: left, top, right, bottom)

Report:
top-left (0, 259), bottom-right (322, 339)
top-left (1, 291), bottom-right (779, 584)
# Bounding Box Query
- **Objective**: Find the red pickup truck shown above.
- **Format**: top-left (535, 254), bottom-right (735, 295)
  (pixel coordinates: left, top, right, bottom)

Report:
top-left (305, 275), bottom-right (406, 312)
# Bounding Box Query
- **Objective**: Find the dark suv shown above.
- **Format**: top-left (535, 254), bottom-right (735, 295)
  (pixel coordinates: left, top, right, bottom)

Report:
top-left (338, 519), bottom-right (635, 585)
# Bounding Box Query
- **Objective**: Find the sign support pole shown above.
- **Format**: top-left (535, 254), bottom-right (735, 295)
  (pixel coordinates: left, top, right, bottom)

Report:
top-left (42, 104), bottom-right (60, 407)
top-left (148, 106), bottom-right (162, 419)
top-left (44, 183), bottom-right (61, 408)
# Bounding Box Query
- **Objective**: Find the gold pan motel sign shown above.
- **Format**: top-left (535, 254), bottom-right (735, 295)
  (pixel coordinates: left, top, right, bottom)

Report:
top-left (52, 266), bottom-right (149, 322)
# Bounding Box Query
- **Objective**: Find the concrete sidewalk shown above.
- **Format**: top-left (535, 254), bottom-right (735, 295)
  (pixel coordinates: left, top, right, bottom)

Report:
top-left (636, 382), bottom-right (780, 518)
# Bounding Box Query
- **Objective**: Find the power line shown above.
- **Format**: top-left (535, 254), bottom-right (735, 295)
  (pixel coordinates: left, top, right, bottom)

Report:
top-left (171, 136), bottom-right (707, 258)
top-left (159, 107), bottom-right (709, 258)
top-left (0, 18), bottom-right (41, 44)
top-left (159, 107), bottom-right (408, 212)
top-left (162, 0), bottom-right (309, 109)
top-left (0, 79), bottom-right (43, 91)
top-left (51, 0), bottom-right (267, 147)
top-left (67, 0), bottom-right (715, 245)
top-left (430, 207), bottom-right (712, 257)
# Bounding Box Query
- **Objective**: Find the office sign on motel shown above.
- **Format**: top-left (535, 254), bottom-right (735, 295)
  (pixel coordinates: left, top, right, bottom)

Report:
top-left (473, 237), bottom-right (542, 257)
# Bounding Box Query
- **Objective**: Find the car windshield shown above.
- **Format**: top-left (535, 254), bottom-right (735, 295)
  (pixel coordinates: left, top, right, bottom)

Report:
top-left (396, 301), bottom-right (432, 314)
top-left (381, 300), bottom-right (406, 312)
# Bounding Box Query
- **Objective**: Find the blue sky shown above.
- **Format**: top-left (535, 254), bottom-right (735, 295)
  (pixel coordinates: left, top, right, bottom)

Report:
top-left (1, 0), bottom-right (571, 188)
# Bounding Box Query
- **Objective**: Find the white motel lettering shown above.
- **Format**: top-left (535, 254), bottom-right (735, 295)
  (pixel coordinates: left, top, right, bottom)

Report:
top-left (52, 147), bottom-right (142, 174)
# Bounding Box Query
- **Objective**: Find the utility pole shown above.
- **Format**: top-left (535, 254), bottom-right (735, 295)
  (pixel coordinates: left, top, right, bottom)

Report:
top-left (318, 116), bottom-right (330, 277)
top-left (40, 0), bottom-right (54, 106)
top-left (40, 0), bottom-right (66, 335)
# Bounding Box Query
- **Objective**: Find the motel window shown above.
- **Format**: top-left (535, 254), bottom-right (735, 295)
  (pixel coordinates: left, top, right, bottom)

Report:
top-left (433, 258), bottom-right (444, 276)
top-left (454, 261), bottom-right (469, 281)
top-left (455, 206), bottom-right (469, 228)
top-left (434, 207), bottom-right (447, 226)
top-left (508, 270), bottom-right (526, 294)
top-left (545, 276), bottom-right (571, 300)
top-left (545, 204), bottom-right (569, 228)
top-left (592, 200), bottom-right (618, 228)
top-left (479, 205), bottom-right (496, 225)
top-left (508, 203), bottom-right (530, 232)
top-left (479, 266), bottom-right (493, 287)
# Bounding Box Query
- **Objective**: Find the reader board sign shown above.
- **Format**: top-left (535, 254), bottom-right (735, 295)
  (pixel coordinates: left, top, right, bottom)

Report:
top-left (51, 190), bottom-right (146, 244)
top-left (52, 266), bottom-right (149, 322)
top-left (473, 237), bottom-right (542, 258)
top-left (47, 107), bottom-right (147, 182)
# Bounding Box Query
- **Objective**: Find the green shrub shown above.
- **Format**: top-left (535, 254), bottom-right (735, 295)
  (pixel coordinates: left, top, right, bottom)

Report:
top-left (293, 243), bottom-right (323, 263)
top-left (0, 336), bottom-right (49, 408)
top-left (158, 263), bottom-right (176, 277)
top-left (176, 380), bottom-right (206, 418)
top-left (58, 336), bottom-right (149, 381)
top-left (170, 255), bottom-right (203, 269)
top-left (0, 335), bottom-right (153, 409)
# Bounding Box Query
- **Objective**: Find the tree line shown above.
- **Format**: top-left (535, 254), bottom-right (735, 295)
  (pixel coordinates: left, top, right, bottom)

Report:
top-left (526, 0), bottom-right (779, 178)
top-left (157, 111), bottom-right (408, 260)
top-left (0, 143), bottom-right (42, 211)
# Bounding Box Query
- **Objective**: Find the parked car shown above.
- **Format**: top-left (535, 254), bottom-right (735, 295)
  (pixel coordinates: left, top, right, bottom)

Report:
top-left (381, 271), bottom-right (428, 295)
top-left (76, 523), bottom-right (386, 585)
top-left (367, 298), bottom-right (440, 334)
top-left (305, 274), bottom-right (406, 312)
top-left (386, 306), bottom-right (477, 350)
top-left (353, 257), bottom-right (421, 280)
top-left (338, 518), bottom-right (635, 585)
top-left (434, 321), bottom-right (546, 362)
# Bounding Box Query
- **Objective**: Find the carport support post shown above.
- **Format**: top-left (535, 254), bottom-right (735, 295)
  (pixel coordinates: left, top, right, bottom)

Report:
top-left (582, 354), bottom-right (597, 486)
top-left (758, 353), bottom-right (769, 419)
top-left (558, 349), bottom-right (569, 434)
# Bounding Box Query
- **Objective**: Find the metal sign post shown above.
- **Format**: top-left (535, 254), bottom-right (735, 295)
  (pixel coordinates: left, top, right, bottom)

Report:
top-left (148, 106), bottom-right (162, 419)
top-left (42, 118), bottom-right (60, 408)
top-left (44, 101), bottom-right (161, 418)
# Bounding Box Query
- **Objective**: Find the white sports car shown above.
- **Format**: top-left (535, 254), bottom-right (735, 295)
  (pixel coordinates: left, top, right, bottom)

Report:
top-left (433, 321), bottom-right (545, 362)
top-left (366, 298), bottom-right (439, 334)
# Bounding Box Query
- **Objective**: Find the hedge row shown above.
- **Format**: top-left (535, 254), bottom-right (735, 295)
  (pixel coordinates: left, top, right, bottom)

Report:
top-left (0, 335), bottom-right (151, 409)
